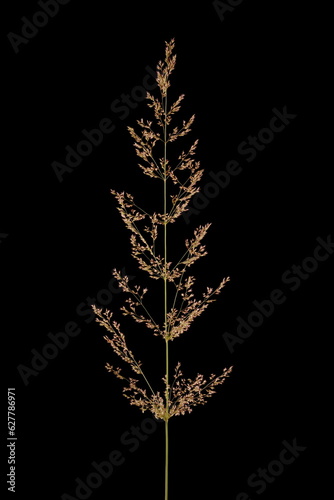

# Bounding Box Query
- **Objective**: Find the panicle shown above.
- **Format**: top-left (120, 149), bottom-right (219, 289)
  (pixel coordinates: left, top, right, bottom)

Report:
top-left (92, 38), bottom-right (232, 422)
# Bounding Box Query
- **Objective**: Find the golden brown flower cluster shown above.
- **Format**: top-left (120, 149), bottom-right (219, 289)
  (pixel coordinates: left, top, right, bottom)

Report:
top-left (93, 302), bottom-right (232, 420)
top-left (93, 39), bottom-right (232, 421)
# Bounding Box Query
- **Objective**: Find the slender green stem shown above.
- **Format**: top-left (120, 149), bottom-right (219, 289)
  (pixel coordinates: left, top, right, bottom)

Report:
top-left (165, 417), bottom-right (169, 500)
top-left (163, 92), bottom-right (169, 500)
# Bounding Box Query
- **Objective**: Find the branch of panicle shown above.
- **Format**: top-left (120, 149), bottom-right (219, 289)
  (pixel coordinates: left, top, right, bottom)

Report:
top-left (165, 276), bottom-right (230, 341)
top-left (112, 268), bottom-right (162, 337)
top-left (164, 362), bottom-right (233, 417)
top-left (92, 305), bottom-right (143, 374)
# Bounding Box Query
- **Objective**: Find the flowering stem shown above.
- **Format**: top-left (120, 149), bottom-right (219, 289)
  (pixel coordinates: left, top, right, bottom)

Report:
top-left (93, 39), bottom-right (233, 500)
top-left (164, 92), bottom-right (169, 500)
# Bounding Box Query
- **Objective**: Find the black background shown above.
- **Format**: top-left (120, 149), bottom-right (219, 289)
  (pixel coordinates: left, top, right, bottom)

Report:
top-left (1, 1), bottom-right (332, 499)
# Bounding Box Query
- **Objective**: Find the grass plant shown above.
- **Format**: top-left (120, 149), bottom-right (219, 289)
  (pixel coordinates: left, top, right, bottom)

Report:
top-left (92, 38), bottom-right (232, 500)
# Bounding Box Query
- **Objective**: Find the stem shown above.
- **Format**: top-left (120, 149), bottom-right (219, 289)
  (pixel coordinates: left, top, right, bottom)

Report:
top-left (165, 417), bottom-right (169, 500)
top-left (163, 92), bottom-right (169, 500)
